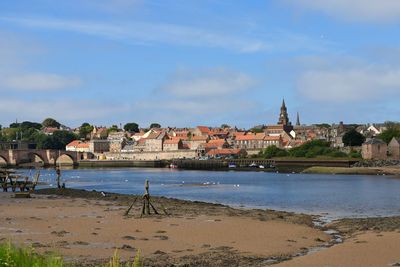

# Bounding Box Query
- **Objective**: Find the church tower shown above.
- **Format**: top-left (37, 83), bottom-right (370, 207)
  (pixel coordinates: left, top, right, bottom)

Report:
top-left (296, 112), bottom-right (300, 126)
top-left (277, 99), bottom-right (290, 126)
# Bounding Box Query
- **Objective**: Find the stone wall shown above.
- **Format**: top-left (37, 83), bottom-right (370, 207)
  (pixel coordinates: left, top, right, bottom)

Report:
top-left (104, 150), bottom-right (197, 160)
top-left (362, 143), bottom-right (387, 160)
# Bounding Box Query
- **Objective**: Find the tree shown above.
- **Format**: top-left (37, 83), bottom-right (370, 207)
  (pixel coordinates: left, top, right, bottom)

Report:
top-left (342, 129), bottom-right (366, 146)
top-left (149, 123), bottom-right (161, 129)
top-left (220, 124), bottom-right (230, 129)
top-left (35, 131), bottom-right (77, 149)
top-left (20, 121), bottom-right (42, 130)
top-left (108, 125), bottom-right (119, 134)
top-left (378, 121), bottom-right (400, 143)
top-left (123, 122), bottom-right (139, 133)
top-left (314, 123), bottom-right (331, 128)
top-left (79, 123), bottom-right (93, 140)
top-left (51, 130), bottom-right (78, 149)
top-left (42, 118), bottom-right (61, 128)
top-left (260, 145), bottom-right (288, 159)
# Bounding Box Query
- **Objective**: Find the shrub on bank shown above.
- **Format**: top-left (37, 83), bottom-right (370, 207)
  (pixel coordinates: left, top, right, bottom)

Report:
top-left (0, 242), bottom-right (143, 267)
top-left (259, 140), bottom-right (353, 159)
top-left (0, 242), bottom-right (63, 267)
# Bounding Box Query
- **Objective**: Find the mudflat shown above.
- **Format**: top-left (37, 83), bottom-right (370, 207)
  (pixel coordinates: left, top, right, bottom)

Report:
top-left (1, 188), bottom-right (400, 266)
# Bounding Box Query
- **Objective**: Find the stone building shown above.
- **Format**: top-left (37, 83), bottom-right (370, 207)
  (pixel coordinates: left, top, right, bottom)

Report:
top-left (145, 132), bottom-right (167, 151)
top-left (108, 132), bottom-right (127, 153)
top-left (388, 137), bottom-right (400, 160)
top-left (89, 139), bottom-right (110, 153)
top-left (187, 136), bottom-right (208, 150)
top-left (235, 134), bottom-right (281, 149)
top-left (192, 126), bottom-right (210, 137)
top-left (163, 138), bottom-right (184, 151)
top-left (361, 138), bottom-right (387, 160)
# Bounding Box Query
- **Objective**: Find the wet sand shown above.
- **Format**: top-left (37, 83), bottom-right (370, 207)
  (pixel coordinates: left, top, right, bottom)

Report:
top-left (0, 189), bottom-right (328, 266)
top-left (1, 189), bottom-right (400, 266)
top-left (275, 231), bottom-right (400, 267)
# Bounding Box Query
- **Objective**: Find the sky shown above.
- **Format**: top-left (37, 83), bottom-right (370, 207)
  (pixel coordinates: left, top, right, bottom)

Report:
top-left (0, 0), bottom-right (400, 128)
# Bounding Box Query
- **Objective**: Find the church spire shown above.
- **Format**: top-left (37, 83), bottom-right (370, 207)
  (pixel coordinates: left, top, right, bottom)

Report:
top-left (296, 112), bottom-right (300, 126)
top-left (278, 98), bottom-right (290, 126)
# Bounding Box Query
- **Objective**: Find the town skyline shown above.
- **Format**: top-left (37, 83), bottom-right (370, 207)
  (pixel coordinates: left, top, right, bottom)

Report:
top-left (1, 1), bottom-right (400, 127)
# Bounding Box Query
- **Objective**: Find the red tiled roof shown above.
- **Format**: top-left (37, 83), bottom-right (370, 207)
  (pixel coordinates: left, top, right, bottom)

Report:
top-left (197, 126), bottom-right (210, 134)
top-left (76, 143), bottom-right (89, 149)
top-left (146, 132), bottom-right (161, 139)
top-left (191, 136), bottom-right (208, 141)
top-left (235, 134), bottom-right (257, 141)
top-left (164, 139), bottom-right (180, 145)
top-left (207, 139), bottom-right (226, 146)
top-left (43, 127), bottom-right (58, 133)
top-left (66, 140), bottom-right (81, 147)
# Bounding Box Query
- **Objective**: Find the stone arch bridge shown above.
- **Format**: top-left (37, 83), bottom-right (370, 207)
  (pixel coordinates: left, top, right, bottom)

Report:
top-left (0, 149), bottom-right (93, 166)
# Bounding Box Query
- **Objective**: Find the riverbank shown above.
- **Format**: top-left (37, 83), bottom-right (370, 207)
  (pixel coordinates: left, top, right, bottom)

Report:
top-left (303, 165), bottom-right (400, 176)
top-left (1, 189), bottom-right (400, 266)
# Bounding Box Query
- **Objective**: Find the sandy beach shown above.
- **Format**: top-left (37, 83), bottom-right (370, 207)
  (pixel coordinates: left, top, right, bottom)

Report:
top-left (0, 189), bottom-right (400, 266)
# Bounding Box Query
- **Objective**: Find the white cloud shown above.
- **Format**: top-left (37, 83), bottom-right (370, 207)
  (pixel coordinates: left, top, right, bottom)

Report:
top-left (133, 68), bottom-right (260, 126)
top-left (285, 0), bottom-right (400, 23)
top-left (1, 16), bottom-right (269, 53)
top-left (161, 68), bottom-right (256, 98)
top-left (297, 65), bottom-right (400, 102)
top-left (0, 73), bottom-right (81, 91)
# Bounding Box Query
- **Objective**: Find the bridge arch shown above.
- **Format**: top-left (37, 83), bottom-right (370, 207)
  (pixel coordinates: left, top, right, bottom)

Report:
top-left (27, 152), bottom-right (46, 166)
top-left (56, 153), bottom-right (75, 166)
top-left (0, 155), bottom-right (7, 166)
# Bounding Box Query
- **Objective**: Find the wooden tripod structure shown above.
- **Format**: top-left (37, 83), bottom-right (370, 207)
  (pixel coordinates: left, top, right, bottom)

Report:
top-left (125, 179), bottom-right (169, 217)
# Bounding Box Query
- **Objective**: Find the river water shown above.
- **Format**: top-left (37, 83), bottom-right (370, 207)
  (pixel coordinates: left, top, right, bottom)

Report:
top-left (24, 168), bottom-right (400, 220)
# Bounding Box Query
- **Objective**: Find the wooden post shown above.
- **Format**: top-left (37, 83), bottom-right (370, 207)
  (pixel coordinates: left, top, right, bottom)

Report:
top-left (126, 179), bottom-right (166, 217)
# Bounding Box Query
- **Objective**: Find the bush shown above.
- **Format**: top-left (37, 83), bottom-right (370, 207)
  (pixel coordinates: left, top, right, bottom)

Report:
top-left (287, 140), bottom-right (348, 158)
top-left (260, 146), bottom-right (288, 158)
top-left (327, 150), bottom-right (348, 158)
top-left (349, 151), bottom-right (362, 159)
top-left (0, 242), bottom-right (63, 267)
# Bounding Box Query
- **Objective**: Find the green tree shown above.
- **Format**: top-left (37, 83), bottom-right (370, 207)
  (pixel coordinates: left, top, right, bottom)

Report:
top-left (250, 127), bottom-right (264, 133)
top-left (123, 122), bottom-right (139, 133)
top-left (108, 125), bottom-right (119, 134)
top-left (342, 129), bottom-right (366, 146)
top-left (220, 124), bottom-right (230, 129)
top-left (260, 145), bottom-right (288, 158)
top-left (35, 131), bottom-right (77, 149)
top-left (21, 121), bottom-right (42, 130)
top-left (2, 128), bottom-right (19, 141)
top-left (314, 123), bottom-right (331, 128)
top-left (51, 130), bottom-right (78, 149)
top-left (378, 121), bottom-right (400, 143)
top-left (79, 123), bottom-right (93, 140)
top-left (149, 123), bottom-right (161, 129)
top-left (42, 118), bottom-right (61, 128)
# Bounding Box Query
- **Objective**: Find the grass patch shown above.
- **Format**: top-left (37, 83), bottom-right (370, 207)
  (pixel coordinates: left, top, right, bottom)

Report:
top-left (0, 242), bottom-right (143, 267)
top-left (302, 166), bottom-right (383, 175)
top-left (0, 241), bottom-right (63, 267)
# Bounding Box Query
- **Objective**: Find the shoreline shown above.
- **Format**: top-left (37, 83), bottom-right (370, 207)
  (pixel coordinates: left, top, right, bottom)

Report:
top-left (6, 164), bottom-right (400, 177)
top-left (1, 188), bottom-right (400, 266)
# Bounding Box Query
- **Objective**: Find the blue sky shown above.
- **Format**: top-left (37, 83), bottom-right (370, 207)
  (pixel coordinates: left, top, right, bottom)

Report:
top-left (1, 0), bottom-right (400, 128)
